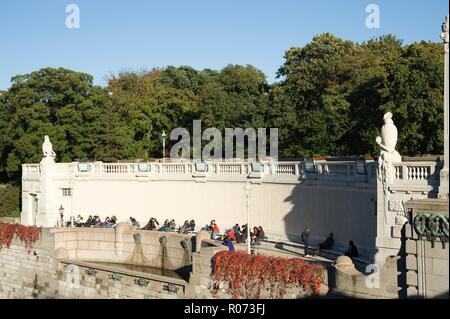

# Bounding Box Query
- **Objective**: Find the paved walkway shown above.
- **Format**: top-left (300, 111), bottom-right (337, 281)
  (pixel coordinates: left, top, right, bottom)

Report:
top-left (230, 241), bottom-right (335, 266)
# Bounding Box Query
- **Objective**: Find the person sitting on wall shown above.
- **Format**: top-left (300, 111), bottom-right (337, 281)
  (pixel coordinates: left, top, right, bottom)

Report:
top-left (108, 215), bottom-right (117, 227)
top-left (233, 224), bottom-right (241, 243)
top-left (345, 240), bottom-right (359, 258)
top-left (159, 219), bottom-right (170, 232)
top-left (94, 216), bottom-right (103, 227)
top-left (206, 220), bottom-right (215, 232)
top-left (240, 224), bottom-right (248, 243)
top-left (127, 217), bottom-right (133, 229)
top-left (153, 218), bottom-right (160, 230)
top-left (251, 227), bottom-right (259, 245)
top-left (210, 221), bottom-right (220, 240)
top-left (179, 220), bottom-right (190, 234)
top-left (75, 215), bottom-right (84, 227)
top-left (226, 228), bottom-right (235, 241)
top-left (127, 217), bottom-right (141, 230)
top-left (188, 219), bottom-right (195, 232)
top-left (223, 236), bottom-right (235, 252)
top-left (169, 219), bottom-right (176, 230)
top-left (253, 226), bottom-right (266, 245)
top-left (319, 233), bottom-right (335, 251)
top-left (84, 215), bottom-right (93, 227)
top-left (142, 218), bottom-right (154, 230)
top-left (132, 217), bottom-right (141, 230)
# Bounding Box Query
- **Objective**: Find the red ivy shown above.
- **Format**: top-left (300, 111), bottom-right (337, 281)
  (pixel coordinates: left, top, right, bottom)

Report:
top-left (0, 222), bottom-right (42, 253)
top-left (211, 251), bottom-right (323, 299)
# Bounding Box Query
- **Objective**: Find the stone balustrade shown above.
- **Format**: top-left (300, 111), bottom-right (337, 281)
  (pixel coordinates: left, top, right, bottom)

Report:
top-left (23, 160), bottom-right (381, 184)
top-left (393, 162), bottom-right (439, 182)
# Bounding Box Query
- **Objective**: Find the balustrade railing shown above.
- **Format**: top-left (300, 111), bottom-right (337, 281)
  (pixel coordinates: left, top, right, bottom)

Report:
top-left (274, 163), bottom-right (297, 175)
top-left (103, 164), bottom-right (129, 174)
top-left (23, 159), bottom-right (438, 185)
top-left (24, 164), bottom-right (40, 174)
top-left (393, 162), bottom-right (437, 183)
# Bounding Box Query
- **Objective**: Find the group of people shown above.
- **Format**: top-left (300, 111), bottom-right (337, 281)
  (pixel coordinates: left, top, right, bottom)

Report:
top-left (68, 215), bottom-right (117, 228)
top-left (202, 221), bottom-right (267, 252)
top-left (135, 217), bottom-right (196, 234)
top-left (301, 227), bottom-right (359, 258)
top-left (225, 224), bottom-right (266, 246)
top-left (67, 214), bottom-right (361, 260)
top-left (203, 220), bottom-right (220, 239)
top-left (203, 220), bottom-right (266, 246)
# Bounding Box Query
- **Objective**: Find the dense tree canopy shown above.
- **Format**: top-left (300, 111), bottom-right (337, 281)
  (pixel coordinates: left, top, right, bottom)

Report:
top-left (0, 68), bottom-right (134, 180)
top-left (273, 33), bottom-right (444, 158)
top-left (0, 33), bottom-right (445, 188)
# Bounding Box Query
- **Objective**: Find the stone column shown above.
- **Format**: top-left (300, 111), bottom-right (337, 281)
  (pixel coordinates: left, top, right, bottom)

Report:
top-left (439, 16), bottom-right (449, 199)
top-left (36, 157), bottom-right (59, 227)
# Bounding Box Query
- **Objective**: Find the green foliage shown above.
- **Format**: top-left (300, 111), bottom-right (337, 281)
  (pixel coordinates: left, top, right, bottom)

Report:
top-left (274, 34), bottom-right (444, 157)
top-left (0, 67), bottom-right (134, 179)
top-left (0, 184), bottom-right (20, 217)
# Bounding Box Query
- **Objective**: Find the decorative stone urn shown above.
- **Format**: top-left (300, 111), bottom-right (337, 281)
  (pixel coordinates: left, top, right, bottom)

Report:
top-left (333, 256), bottom-right (358, 274)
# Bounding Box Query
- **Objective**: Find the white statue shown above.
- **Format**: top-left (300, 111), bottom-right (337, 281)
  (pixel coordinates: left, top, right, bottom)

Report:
top-left (376, 112), bottom-right (401, 186)
top-left (42, 135), bottom-right (56, 158)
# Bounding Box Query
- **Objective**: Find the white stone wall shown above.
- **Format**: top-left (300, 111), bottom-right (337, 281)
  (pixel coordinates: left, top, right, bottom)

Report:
top-left (22, 161), bottom-right (378, 258)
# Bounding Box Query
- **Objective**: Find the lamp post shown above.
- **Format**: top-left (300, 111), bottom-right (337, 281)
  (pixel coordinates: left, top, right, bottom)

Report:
top-left (439, 16), bottom-right (449, 199)
top-left (59, 205), bottom-right (64, 228)
top-left (245, 181), bottom-right (252, 254)
top-left (161, 130), bottom-right (167, 162)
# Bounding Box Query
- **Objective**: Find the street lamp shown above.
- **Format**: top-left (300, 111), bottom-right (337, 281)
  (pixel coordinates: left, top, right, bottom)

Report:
top-left (59, 205), bottom-right (64, 228)
top-left (245, 181), bottom-right (252, 254)
top-left (161, 130), bottom-right (167, 162)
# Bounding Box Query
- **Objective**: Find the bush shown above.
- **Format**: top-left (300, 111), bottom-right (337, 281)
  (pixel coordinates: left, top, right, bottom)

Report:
top-left (0, 184), bottom-right (20, 217)
top-left (0, 222), bottom-right (42, 252)
top-left (211, 250), bottom-right (323, 298)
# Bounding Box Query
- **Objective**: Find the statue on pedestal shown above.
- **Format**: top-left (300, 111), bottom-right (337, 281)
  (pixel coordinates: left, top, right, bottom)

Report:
top-left (42, 135), bottom-right (56, 159)
top-left (376, 112), bottom-right (401, 186)
top-left (376, 112), bottom-right (403, 230)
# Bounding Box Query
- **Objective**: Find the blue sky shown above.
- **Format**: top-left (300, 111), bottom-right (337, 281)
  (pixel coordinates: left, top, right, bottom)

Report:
top-left (0, 0), bottom-right (448, 89)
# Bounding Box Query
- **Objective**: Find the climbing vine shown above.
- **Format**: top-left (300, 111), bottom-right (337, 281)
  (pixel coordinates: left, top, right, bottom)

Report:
top-left (0, 222), bottom-right (42, 253)
top-left (211, 251), bottom-right (323, 299)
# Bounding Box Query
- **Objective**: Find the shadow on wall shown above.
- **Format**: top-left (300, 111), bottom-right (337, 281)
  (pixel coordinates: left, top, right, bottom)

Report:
top-left (397, 225), bottom-right (407, 298)
top-left (428, 161), bottom-right (442, 197)
top-left (282, 181), bottom-right (377, 259)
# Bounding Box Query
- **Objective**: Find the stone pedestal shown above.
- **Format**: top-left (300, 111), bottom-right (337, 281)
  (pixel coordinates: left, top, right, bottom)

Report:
top-left (36, 157), bottom-right (59, 227)
top-left (402, 198), bottom-right (449, 298)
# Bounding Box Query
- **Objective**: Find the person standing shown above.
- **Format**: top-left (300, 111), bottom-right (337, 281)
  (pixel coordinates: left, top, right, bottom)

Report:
top-left (223, 236), bottom-right (235, 252)
top-left (301, 227), bottom-right (311, 257)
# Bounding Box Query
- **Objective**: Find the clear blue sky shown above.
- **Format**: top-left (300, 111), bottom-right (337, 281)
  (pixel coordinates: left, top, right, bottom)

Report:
top-left (0, 0), bottom-right (448, 90)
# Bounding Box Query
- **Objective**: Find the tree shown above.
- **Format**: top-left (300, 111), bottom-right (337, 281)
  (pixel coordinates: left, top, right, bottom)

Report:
top-left (0, 67), bottom-right (132, 180)
top-left (276, 33), bottom-right (356, 157)
top-left (275, 34), bottom-right (444, 157)
top-left (379, 41), bottom-right (444, 155)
